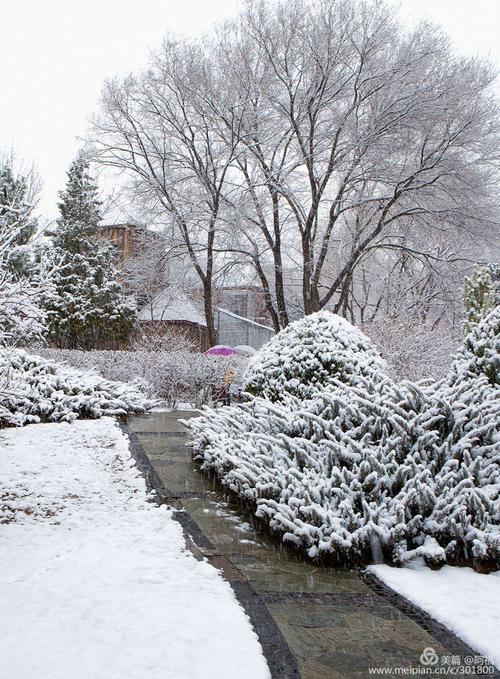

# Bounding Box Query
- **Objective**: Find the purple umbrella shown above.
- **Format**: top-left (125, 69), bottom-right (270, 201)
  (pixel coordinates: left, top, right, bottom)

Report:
top-left (206, 345), bottom-right (238, 356)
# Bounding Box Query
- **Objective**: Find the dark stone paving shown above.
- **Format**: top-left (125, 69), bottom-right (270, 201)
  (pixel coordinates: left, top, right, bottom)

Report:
top-left (124, 411), bottom-right (499, 679)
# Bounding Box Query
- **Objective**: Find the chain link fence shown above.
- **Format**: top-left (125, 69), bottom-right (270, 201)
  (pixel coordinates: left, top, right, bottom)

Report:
top-left (215, 307), bottom-right (274, 349)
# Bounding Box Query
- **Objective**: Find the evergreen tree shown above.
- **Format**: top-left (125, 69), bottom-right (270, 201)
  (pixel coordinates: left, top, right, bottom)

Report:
top-left (463, 266), bottom-right (495, 335)
top-left (0, 155), bottom-right (47, 346)
top-left (486, 263), bottom-right (500, 305)
top-left (45, 154), bottom-right (135, 349)
top-left (0, 159), bottom-right (38, 277)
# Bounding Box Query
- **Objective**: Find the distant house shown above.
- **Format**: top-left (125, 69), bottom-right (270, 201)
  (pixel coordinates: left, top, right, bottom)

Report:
top-left (99, 225), bottom-right (274, 351)
top-left (99, 223), bottom-right (136, 262)
top-left (214, 307), bottom-right (274, 349)
top-left (137, 289), bottom-right (209, 350)
top-left (217, 286), bottom-right (270, 326)
top-left (136, 286), bottom-right (275, 351)
top-left (214, 286), bottom-right (275, 349)
top-left (99, 223), bottom-right (160, 264)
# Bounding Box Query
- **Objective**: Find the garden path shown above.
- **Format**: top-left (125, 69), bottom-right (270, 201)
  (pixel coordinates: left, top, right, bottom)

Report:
top-left (125, 411), bottom-right (496, 679)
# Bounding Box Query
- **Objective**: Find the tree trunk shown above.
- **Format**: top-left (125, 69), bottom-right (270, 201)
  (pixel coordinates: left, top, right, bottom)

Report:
top-left (302, 235), bottom-right (321, 315)
top-left (203, 279), bottom-right (217, 346)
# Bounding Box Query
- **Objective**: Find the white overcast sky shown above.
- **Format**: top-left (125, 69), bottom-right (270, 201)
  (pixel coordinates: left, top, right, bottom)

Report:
top-left (1, 0), bottom-right (499, 221)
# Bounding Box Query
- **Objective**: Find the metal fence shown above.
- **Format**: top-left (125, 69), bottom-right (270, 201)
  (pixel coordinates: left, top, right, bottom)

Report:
top-left (215, 307), bottom-right (275, 350)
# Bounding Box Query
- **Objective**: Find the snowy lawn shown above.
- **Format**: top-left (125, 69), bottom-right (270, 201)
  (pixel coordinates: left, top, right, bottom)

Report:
top-left (369, 562), bottom-right (500, 669)
top-left (0, 418), bottom-right (269, 679)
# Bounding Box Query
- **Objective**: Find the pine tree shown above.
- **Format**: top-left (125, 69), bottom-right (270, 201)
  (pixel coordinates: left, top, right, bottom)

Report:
top-left (463, 266), bottom-right (495, 335)
top-left (45, 154), bottom-right (136, 349)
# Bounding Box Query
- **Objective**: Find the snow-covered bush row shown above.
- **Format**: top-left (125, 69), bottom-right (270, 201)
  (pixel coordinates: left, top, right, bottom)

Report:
top-left (186, 310), bottom-right (500, 570)
top-left (0, 349), bottom-right (151, 427)
top-left (35, 348), bottom-right (247, 408)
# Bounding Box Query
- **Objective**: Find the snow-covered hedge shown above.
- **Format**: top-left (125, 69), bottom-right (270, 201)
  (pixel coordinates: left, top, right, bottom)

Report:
top-left (452, 303), bottom-right (499, 386)
top-left (35, 348), bottom-right (246, 408)
top-left (244, 311), bottom-right (387, 401)
top-left (0, 349), bottom-right (151, 427)
top-left (186, 310), bottom-right (500, 570)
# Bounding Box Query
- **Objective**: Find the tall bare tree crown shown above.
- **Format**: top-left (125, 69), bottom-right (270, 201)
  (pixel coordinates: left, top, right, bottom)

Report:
top-left (89, 0), bottom-right (500, 334)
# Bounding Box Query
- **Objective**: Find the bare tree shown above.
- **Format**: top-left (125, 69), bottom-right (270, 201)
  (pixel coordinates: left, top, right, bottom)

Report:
top-left (91, 40), bottom-right (243, 345)
top-left (90, 0), bottom-right (499, 333)
top-left (223, 0), bottom-right (499, 318)
top-left (363, 314), bottom-right (458, 382)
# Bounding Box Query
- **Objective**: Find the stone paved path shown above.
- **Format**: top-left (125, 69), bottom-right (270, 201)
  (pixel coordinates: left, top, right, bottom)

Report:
top-left (125, 411), bottom-right (496, 679)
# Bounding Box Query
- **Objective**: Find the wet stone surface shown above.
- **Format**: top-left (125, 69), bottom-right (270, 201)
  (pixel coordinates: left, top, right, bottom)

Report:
top-left (266, 601), bottom-right (450, 676)
top-left (127, 411), bottom-right (478, 679)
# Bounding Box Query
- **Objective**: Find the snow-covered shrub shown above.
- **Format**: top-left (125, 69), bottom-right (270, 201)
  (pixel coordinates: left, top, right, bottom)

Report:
top-left (244, 310), bottom-right (387, 402)
top-left (425, 307), bottom-right (500, 569)
top-left (0, 349), bottom-right (151, 427)
top-left (452, 305), bottom-right (499, 386)
top-left (131, 327), bottom-right (197, 353)
top-left (35, 348), bottom-right (246, 408)
top-left (186, 311), bottom-right (500, 570)
top-left (463, 266), bottom-right (496, 336)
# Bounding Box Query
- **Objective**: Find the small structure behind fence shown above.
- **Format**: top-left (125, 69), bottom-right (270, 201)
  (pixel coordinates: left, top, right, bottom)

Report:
top-left (215, 307), bottom-right (275, 350)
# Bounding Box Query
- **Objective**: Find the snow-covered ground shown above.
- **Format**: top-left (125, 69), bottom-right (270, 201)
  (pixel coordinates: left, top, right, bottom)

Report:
top-left (0, 418), bottom-right (269, 679)
top-left (369, 562), bottom-right (500, 669)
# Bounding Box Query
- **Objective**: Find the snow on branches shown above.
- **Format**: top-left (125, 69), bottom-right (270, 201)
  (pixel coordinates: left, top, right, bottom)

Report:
top-left (0, 277), bottom-right (47, 346)
top-left (44, 155), bottom-right (136, 349)
top-left (454, 304), bottom-right (500, 386)
top-left (186, 310), bottom-right (500, 571)
top-left (35, 347), bottom-right (247, 409)
top-left (0, 155), bottom-right (49, 346)
top-left (463, 266), bottom-right (496, 336)
top-left (245, 311), bottom-right (387, 401)
top-left (0, 349), bottom-right (151, 428)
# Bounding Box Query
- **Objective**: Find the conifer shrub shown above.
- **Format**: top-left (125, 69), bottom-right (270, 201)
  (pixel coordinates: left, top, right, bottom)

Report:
top-left (455, 304), bottom-right (500, 386)
top-left (0, 349), bottom-right (151, 427)
top-left (244, 311), bottom-right (387, 402)
top-left (186, 310), bottom-right (500, 570)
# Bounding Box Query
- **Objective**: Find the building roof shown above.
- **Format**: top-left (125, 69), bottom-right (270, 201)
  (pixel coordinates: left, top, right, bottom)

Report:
top-left (138, 290), bottom-right (207, 326)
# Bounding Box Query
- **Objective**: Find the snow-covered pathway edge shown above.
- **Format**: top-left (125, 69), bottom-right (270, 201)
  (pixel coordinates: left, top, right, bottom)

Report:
top-left (0, 417), bottom-right (270, 679)
top-left (369, 562), bottom-right (500, 669)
